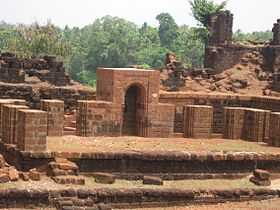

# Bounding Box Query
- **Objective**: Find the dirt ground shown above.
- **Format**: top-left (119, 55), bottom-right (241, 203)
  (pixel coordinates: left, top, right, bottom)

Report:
top-left (161, 49), bottom-right (276, 97)
top-left (47, 136), bottom-right (280, 154)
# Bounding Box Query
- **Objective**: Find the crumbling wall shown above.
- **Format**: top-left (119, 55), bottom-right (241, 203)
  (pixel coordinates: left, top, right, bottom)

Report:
top-left (272, 19), bottom-right (280, 45)
top-left (262, 46), bottom-right (280, 73)
top-left (206, 10), bottom-right (233, 45)
top-left (0, 53), bottom-right (95, 109)
top-left (204, 44), bottom-right (251, 73)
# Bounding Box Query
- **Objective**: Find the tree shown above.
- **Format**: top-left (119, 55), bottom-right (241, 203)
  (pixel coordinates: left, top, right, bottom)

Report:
top-left (189, 0), bottom-right (227, 27)
top-left (233, 29), bottom-right (273, 42)
top-left (156, 13), bottom-right (180, 50)
top-left (83, 16), bottom-right (143, 72)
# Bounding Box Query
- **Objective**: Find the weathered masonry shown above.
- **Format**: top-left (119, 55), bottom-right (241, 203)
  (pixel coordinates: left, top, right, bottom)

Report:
top-left (76, 68), bottom-right (174, 138)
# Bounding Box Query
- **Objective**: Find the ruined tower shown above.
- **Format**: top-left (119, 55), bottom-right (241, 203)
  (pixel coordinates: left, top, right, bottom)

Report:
top-left (206, 10), bottom-right (233, 45)
top-left (272, 19), bottom-right (280, 45)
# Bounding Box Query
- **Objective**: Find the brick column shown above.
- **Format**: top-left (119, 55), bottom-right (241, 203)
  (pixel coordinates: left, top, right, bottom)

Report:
top-left (243, 108), bottom-right (270, 142)
top-left (222, 107), bottom-right (246, 140)
top-left (268, 112), bottom-right (280, 147)
top-left (2, 105), bottom-right (29, 144)
top-left (183, 105), bottom-right (213, 139)
top-left (17, 110), bottom-right (47, 151)
top-left (40, 99), bottom-right (64, 136)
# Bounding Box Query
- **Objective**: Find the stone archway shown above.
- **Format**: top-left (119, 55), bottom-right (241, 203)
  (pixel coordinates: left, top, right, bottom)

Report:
top-left (122, 84), bottom-right (146, 136)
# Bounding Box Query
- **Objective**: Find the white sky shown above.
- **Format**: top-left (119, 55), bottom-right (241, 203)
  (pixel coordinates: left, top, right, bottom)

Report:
top-left (0, 0), bottom-right (279, 32)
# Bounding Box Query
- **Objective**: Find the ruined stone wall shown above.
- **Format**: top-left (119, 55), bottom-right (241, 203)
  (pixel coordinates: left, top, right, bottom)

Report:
top-left (206, 10), bottom-right (233, 45)
top-left (0, 84), bottom-right (95, 110)
top-left (262, 46), bottom-right (280, 73)
top-left (272, 19), bottom-right (280, 45)
top-left (0, 53), bottom-right (95, 109)
top-left (159, 92), bottom-right (280, 134)
top-left (0, 53), bottom-right (70, 86)
top-left (204, 44), bottom-right (252, 73)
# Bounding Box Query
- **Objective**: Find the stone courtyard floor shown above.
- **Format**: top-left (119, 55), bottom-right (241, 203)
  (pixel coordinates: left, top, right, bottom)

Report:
top-left (47, 136), bottom-right (280, 154)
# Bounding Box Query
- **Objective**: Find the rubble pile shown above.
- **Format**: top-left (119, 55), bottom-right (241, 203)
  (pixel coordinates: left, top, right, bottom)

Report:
top-left (47, 158), bottom-right (85, 185)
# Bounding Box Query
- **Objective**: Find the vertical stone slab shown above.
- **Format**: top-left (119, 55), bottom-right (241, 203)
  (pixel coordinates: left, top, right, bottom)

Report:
top-left (222, 107), bottom-right (246, 139)
top-left (0, 99), bottom-right (26, 139)
top-left (268, 112), bottom-right (280, 147)
top-left (243, 108), bottom-right (270, 142)
top-left (17, 109), bottom-right (47, 151)
top-left (183, 105), bottom-right (213, 139)
top-left (40, 99), bottom-right (64, 136)
top-left (148, 103), bottom-right (175, 138)
top-left (0, 99), bottom-right (15, 139)
top-left (76, 100), bottom-right (116, 137)
top-left (2, 105), bottom-right (29, 144)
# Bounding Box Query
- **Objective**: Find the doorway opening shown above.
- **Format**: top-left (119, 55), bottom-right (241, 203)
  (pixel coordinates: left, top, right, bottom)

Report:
top-left (122, 84), bottom-right (146, 136)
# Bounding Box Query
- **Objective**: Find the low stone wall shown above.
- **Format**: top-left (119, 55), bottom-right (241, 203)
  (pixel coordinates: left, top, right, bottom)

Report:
top-left (0, 187), bottom-right (278, 209)
top-left (1, 141), bottom-right (280, 174)
top-left (0, 84), bottom-right (95, 110)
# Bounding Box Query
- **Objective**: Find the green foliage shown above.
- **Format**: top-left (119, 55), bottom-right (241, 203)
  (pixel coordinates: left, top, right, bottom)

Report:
top-left (189, 0), bottom-right (227, 27)
top-left (233, 29), bottom-right (273, 42)
top-left (176, 26), bottom-right (205, 67)
top-left (156, 13), bottom-right (180, 50)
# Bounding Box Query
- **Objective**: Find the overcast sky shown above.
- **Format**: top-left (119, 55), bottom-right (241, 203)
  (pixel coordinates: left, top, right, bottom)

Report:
top-left (0, 0), bottom-right (279, 32)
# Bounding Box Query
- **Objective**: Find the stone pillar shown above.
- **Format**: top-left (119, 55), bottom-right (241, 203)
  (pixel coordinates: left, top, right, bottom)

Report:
top-left (272, 19), bottom-right (280, 45)
top-left (40, 99), bottom-right (64, 136)
top-left (222, 107), bottom-right (246, 140)
top-left (243, 108), bottom-right (270, 142)
top-left (183, 105), bottom-right (213, 139)
top-left (0, 99), bottom-right (26, 139)
top-left (17, 110), bottom-right (47, 151)
top-left (2, 105), bottom-right (29, 144)
top-left (76, 100), bottom-right (116, 137)
top-left (268, 112), bottom-right (280, 147)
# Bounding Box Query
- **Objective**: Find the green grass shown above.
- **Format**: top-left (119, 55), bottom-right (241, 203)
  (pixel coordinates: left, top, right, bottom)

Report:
top-left (0, 177), bottom-right (260, 190)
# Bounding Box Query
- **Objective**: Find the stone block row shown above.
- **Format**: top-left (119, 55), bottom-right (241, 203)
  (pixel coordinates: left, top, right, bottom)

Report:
top-left (222, 107), bottom-right (270, 142)
top-left (0, 99), bottom-right (65, 152)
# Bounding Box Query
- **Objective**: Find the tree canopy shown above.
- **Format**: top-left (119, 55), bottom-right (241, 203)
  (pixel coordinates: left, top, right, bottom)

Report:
top-left (189, 0), bottom-right (227, 27)
top-left (0, 12), bottom-right (271, 87)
